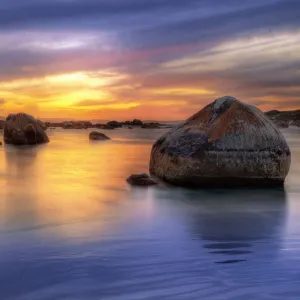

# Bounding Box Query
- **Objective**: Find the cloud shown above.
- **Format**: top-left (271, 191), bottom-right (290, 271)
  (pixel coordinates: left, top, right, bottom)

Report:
top-left (0, 0), bottom-right (299, 118)
top-left (75, 99), bottom-right (116, 106)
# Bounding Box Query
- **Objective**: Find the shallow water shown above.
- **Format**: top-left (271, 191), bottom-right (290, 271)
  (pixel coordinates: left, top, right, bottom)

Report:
top-left (0, 127), bottom-right (300, 300)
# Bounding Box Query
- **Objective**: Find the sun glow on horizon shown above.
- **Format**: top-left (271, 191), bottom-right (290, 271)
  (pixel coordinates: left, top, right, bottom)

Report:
top-left (1, 31), bottom-right (300, 120)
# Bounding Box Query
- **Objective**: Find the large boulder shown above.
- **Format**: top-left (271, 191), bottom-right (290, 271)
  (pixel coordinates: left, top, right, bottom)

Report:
top-left (265, 109), bottom-right (300, 122)
top-left (4, 113), bottom-right (49, 145)
top-left (149, 96), bottom-right (291, 187)
top-left (49, 122), bottom-right (63, 128)
top-left (89, 131), bottom-right (110, 141)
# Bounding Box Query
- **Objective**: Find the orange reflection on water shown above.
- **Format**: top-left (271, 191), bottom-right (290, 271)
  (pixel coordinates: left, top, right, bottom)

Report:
top-left (0, 129), bottom-right (156, 239)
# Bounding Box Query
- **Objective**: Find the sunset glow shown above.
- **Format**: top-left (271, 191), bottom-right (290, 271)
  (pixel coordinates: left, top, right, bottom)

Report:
top-left (0, 0), bottom-right (299, 120)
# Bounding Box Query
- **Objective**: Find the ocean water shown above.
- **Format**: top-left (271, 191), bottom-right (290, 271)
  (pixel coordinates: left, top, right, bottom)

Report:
top-left (0, 127), bottom-right (300, 300)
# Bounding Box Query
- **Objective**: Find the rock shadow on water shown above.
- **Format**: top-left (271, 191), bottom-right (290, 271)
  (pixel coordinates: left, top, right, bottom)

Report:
top-left (4, 146), bottom-right (39, 172)
top-left (153, 186), bottom-right (287, 264)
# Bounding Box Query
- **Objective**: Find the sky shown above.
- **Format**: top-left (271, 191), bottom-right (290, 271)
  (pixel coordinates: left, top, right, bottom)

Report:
top-left (0, 0), bottom-right (300, 121)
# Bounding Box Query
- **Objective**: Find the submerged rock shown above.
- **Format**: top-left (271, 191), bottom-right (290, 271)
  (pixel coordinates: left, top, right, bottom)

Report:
top-left (89, 131), bottom-right (110, 141)
top-left (127, 173), bottom-right (157, 186)
top-left (149, 96), bottom-right (291, 187)
top-left (4, 113), bottom-right (49, 145)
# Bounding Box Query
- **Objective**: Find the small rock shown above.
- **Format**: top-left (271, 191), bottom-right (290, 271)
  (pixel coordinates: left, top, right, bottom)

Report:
top-left (127, 173), bottom-right (157, 186)
top-left (89, 131), bottom-right (110, 141)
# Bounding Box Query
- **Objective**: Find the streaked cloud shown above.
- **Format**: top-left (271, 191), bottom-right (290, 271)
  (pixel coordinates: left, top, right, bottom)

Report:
top-left (0, 0), bottom-right (299, 119)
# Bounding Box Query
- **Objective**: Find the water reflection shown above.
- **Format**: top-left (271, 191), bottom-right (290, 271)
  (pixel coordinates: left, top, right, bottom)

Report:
top-left (0, 129), bottom-right (161, 239)
top-left (153, 187), bottom-right (287, 264)
top-left (0, 147), bottom-right (41, 233)
top-left (0, 128), bottom-right (297, 300)
top-left (4, 146), bottom-right (38, 172)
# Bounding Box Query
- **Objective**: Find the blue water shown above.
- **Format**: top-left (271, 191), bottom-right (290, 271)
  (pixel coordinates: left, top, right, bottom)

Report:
top-left (0, 127), bottom-right (299, 300)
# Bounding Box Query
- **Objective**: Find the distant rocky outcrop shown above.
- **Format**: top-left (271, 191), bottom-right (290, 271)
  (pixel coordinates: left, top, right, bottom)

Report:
top-left (150, 96), bottom-right (291, 187)
top-left (46, 118), bottom-right (171, 129)
top-left (62, 121), bottom-right (93, 129)
top-left (95, 124), bottom-right (114, 130)
top-left (89, 131), bottom-right (110, 141)
top-left (265, 109), bottom-right (300, 127)
top-left (4, 113), bottom-right (49, 145)
top-left (106, 121), bottom-right (122, 128)
top-left (126, 173), bottom-right (157, 186)
top-left (132, 119), bottom-right (143, 126)
top-left (142, 122), bottom-right (167, 129)
top-left (121, 119), bottom-right (144, 126)
top-left (47, 122), bottom-right (63, 128)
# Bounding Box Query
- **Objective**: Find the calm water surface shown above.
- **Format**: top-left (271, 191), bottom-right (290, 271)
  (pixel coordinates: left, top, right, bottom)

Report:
top-left (0, 127), bottom-right (300, 300)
